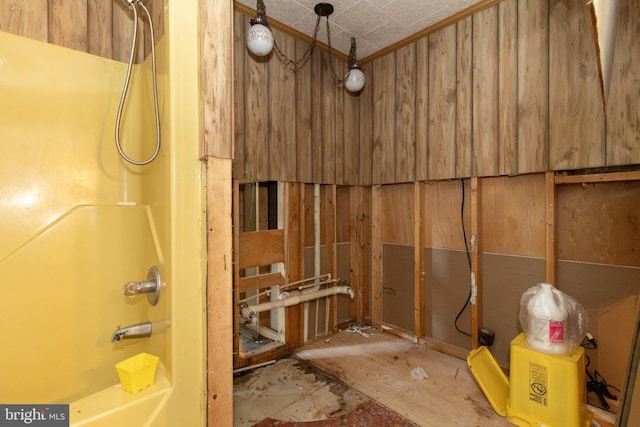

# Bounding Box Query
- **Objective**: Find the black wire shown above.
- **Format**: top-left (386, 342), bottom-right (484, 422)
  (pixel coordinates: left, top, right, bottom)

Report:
top-left (584, 340), bottom-right (621, 409)
top-left (455, 179), bottom-right (472, 337)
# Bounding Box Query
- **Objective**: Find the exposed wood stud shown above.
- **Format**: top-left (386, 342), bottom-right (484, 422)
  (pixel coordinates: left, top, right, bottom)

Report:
top-left (414, 182), bottom-right (425, 338)
top-left (470, 177), bottom-right (482, 349)
top-left (371, 185), bottom-right (382, 326)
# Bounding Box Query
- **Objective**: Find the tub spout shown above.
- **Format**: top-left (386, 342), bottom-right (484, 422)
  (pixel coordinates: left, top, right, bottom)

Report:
top-left (112, 321), bottom-right (152, 343)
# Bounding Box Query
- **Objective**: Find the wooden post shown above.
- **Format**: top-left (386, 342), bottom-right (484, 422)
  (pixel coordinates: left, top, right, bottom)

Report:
top-left (232, 179), bottom-right (240, 367)
top-left (545, 171), bottom-right (557, 285)
top-left (414, 182), bottom-right (425, 338)
top-left (325, 185), bottom-right (338, 331)
top-left (470, 177), bottom-right (483, 349)
top-left (207, 158), bottom-right (233, 425)
top-left (349, 186), bottom-right (362, 321)
top-left (298, 185), bottom-right (307, 344)
top-left (284, 182), bottom-right (301, 349)
top-left (371, 185), bottom-right (382, 326)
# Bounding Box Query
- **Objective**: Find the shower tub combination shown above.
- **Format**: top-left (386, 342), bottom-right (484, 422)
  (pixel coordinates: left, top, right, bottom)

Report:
top-left (0, 1), bottom-right (204, 425)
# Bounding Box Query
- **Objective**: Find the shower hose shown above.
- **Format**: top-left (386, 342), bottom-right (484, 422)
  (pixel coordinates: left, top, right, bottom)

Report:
top-left (115, 0), bottom-right (161, 166)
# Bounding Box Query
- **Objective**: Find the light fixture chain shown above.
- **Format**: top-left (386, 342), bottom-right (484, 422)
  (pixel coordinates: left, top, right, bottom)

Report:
top-left (272, 14), bottom-right (322, 72)
top-left (325, 16), bottom-right (344, 87)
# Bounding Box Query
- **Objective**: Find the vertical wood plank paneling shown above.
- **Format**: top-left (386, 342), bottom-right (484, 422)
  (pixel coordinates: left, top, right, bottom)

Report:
top-left (244, 50), bottom-right (269, 179)
top-left (415, 37), bottom-right (429, 181)
top-left (498, 0), bottom-right (518, 175)
top-left (296, 40), bottom-right (313, 183)
top-left (203, 0), bottom-right (234, 159)
top-left (545, 172), bottom-right (556, 285)
top-left (0, 0), bottom-right (48, 42)
top-left (548, 0), bottom-right (604, 170)
top-left (428, 26), bottom-right (457, 180)
top-left (358, 62), bottom-right (374, 186)
top-left (151, 0), bottom-right (163, 48)
top-left (456, 16), bottom-right (473, 178)
top-left (472, 6), bottom-right (499, 177)
top-left (48, 0), bottom-right (88, 52)
top-left (311, 48), bottom-right (323, 183)
top-left (321, 55), bottom-right (337, 184)
top-left (372, 53), bottom-right (396, 184)
top-left (87, 0), bottom-right (112, 58)
top-left (343, 89), bottom-right (359, 185)
top-left (233, 13), bottom-right (246, 179)
top-left (142, 0), bottom-right (163, 58)
top-left (334, 60), bottom-right (346, 186)
top-left (606, 0), bottom-right (640, 165)
top-left (113, 0), bottom-right (134, 62)
top-left (517, 0), bottom-right (548, 173)
top-left (268, 28), bottom-right (296, 180)
top-left (395, 44), bottom-right (416, 183)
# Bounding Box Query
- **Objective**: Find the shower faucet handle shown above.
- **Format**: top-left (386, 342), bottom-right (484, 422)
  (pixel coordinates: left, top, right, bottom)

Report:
top-left (122, 266), bottom-right (162, 306)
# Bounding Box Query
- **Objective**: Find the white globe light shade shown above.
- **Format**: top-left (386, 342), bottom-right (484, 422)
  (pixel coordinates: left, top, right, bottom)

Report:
top-left (246, 23), bottom-right (273, 56)
top-left (344, 67), bottom-right (365, 93)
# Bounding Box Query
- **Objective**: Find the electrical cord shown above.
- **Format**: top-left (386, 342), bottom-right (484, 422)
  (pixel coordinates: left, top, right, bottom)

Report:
top-left (455, 179), bottom-right (472, 337)
top-left (582, 335), bottom-right (621, 410)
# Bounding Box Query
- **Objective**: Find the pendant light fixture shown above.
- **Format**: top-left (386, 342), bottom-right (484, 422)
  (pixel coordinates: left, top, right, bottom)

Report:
top-left (245, 1), bottom-right (365, 93)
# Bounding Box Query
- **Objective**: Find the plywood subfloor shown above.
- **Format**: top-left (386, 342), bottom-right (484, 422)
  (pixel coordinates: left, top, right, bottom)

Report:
top-left (295, 326), bottom-right (512, 426)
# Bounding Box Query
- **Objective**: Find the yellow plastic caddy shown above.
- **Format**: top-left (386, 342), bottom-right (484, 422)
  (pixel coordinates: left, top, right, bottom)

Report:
top-left (467, 333), bottom-right (591, 427)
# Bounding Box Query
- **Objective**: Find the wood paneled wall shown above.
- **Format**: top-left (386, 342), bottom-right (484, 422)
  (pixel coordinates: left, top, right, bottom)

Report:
top-left (233, 0), bottom-right (640, 185)
top-left (0, 0), bottom-right (164, 63)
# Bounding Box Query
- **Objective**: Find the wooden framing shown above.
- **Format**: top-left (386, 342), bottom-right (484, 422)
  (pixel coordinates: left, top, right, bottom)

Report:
top-left (207, 158), bottom-right (233, 426)
top-left (414, 182), bottom-right (425, 338)
top-left (470, 178), bottom-right (483, 349)
top-left (371, 185), bottom-right (382, 326)
top-left (232, 180), bottom-right (241, 369)
top-left (349, 187), bottom-right (363, 321)
top-left (284, 182), bottom-right (302, 350)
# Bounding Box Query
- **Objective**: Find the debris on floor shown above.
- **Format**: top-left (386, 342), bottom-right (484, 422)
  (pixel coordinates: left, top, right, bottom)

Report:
top-left (233, 357), bottom-right (417, 426)
top-left (410, 367), bottom-right (429, 380)
top-left (344, 322), bottom-right (372, 339)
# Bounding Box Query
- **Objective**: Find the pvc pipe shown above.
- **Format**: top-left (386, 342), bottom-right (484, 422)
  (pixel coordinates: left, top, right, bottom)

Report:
top-left (242, 286), bottom-right (354, 322)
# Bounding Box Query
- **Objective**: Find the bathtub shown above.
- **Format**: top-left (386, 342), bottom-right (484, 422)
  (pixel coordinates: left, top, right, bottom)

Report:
top-left (0, 205), bottom-right (170, 406)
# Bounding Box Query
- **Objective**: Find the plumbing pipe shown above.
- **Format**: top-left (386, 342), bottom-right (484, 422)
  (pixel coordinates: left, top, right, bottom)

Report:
top-left (242, 286), bottom-right (354, 323)
top-left (238, 273), bottom-right (331, 304)
top-left (307, 183), bottom-right (322, 341)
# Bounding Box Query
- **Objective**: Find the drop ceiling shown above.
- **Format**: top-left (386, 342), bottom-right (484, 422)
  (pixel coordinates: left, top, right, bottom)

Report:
top-left (235, 0), bottom-right (489, 61)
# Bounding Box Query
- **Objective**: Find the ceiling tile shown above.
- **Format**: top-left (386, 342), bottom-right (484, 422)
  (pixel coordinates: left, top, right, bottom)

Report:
top-left (236, 0), bottom-right (487, 57)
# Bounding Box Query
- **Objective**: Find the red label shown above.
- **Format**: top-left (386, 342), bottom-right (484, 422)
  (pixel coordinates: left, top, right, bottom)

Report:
top-left (549, 320), bottom-right (564, 343)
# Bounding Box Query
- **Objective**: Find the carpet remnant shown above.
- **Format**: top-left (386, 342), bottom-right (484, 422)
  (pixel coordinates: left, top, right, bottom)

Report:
top-left (252, 400), bottom-right (418, 427)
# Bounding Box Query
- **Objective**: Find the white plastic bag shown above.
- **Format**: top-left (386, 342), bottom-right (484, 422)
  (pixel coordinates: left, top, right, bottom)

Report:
top-left (519, 283), bottom-right (588, 355)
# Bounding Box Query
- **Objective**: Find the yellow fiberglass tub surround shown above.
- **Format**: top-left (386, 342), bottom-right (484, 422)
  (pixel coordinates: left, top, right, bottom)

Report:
top-left (0, 8), bottom-right (202, 427)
